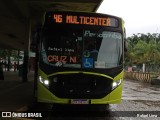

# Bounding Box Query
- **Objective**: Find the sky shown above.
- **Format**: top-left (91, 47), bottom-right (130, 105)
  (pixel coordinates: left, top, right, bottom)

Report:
top-left (97, 0), bottom-right (160, 37)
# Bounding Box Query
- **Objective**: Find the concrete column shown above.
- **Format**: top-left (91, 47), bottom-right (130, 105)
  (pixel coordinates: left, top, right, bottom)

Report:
top-left (17, 50), bottom-right (20, 66)
top-left (7, 56), bottom-right (11, 71)
top-left (143, 63), bottom-right (145, 73)
top-left (22, 51), bottom-right (28, 82)
top-left (22, 19), bottom-right (31, 82)
top-left (33, 26), bottom-right (41, 98)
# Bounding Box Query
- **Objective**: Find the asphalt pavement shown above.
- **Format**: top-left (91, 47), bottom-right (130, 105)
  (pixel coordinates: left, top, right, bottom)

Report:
top-left (0, 70), bottom-right (34, 112)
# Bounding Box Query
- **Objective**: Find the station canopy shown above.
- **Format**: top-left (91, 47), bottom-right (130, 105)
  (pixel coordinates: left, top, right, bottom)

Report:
top-left (0, 0), bottom-right (103, 50)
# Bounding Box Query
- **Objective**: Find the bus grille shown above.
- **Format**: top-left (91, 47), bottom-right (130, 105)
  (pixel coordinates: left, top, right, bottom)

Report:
top-left (48, 73), bottom-right (112, 99)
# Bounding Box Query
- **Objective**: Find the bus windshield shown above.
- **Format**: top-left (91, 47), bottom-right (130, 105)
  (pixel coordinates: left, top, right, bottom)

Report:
top-left (40, 26), bottom-right (122, 69)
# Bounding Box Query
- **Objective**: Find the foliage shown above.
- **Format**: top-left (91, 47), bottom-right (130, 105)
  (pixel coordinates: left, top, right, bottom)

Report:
top-left (0, 49), bottom-right (19, 60)
top-left (126, 33), bottom-right (160, 72)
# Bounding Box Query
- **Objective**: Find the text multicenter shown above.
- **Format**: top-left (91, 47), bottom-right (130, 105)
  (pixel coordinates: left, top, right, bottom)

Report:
top-left (53, 14), bottom-right (111, 26)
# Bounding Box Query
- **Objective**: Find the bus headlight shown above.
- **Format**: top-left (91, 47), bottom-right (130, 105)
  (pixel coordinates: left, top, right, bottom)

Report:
top-left (112, 79), bottom-right (122, 90)
top-left (39, 76), bottom-right (50, 88)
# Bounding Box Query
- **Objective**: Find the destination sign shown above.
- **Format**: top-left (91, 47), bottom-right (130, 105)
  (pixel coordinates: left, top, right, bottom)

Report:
top-left (52, 14), bottom-right (118, 27)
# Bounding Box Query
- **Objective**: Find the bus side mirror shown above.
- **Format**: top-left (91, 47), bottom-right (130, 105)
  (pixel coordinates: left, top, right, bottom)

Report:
top-left (124, 38), bottom-right (128, 52)
top-left (123, 28), bottom-right (127, 52)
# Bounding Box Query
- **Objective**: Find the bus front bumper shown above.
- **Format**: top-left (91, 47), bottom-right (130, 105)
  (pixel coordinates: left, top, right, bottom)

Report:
top-left (37, 82), bottom-right (122, 104)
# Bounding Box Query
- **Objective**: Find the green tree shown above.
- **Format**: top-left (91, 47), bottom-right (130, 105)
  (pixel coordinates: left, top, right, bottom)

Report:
top-left (0, 49), bottom-right (20, 71)
top-left (126, 33), bottom-right (160, 72)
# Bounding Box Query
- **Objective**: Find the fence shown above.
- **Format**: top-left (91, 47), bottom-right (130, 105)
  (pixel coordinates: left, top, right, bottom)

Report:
top-left (124, 72), bottom-right (151, 83)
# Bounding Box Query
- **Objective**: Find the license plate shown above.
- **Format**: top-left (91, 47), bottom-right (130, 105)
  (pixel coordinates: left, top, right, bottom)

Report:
top-left (71, 99), bottom-right (89, 104)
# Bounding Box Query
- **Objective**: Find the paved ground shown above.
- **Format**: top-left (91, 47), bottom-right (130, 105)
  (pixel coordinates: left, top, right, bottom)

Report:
top-left (0, 71), bottom-right (34, 112)
top-left (122, 79), bottom-right (160, 101)
top-left (110, 79), bottom-right (160, 120)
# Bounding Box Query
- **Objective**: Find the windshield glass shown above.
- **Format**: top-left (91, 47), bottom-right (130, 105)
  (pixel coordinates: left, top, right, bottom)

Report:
top-left (40, 26), bottom-right (122, 69)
